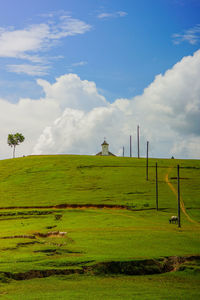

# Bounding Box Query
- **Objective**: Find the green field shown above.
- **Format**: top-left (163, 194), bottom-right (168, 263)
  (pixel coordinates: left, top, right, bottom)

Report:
top-left (0, 155), bottom-right (199, 299)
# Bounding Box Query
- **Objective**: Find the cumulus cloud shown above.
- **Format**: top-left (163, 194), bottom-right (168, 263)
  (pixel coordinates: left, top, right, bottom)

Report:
top-left (0, 96), bottom-right (61, 159)
top-left (33, 50), bottom-right (200, 159)
top-left (0, 74), bottom-right (106, 159)
top-left (0, 50), bottom-right (200, 159)
top-left (33, 104), bottom-right (131, 156)
top-left (37, 74), bottom-right (107, 111)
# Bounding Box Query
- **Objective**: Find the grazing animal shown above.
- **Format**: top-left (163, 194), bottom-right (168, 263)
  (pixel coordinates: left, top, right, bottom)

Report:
top-left (169, 216), bottom-right (178, 224)
top-left (59, 232), bottom-right (67, 236)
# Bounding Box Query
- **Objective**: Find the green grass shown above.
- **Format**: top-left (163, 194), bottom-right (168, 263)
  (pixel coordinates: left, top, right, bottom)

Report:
top-left (0, 155), bottom-right (199, 298)
top-left (0, 208), bottom-right (199, 274)
top-left (0, 155), bottom-right (183, 208)
top-left (1, 271), bottom-right (200, 300)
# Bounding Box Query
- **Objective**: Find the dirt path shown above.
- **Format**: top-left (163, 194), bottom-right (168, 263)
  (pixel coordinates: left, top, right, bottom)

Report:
top-left (165, 167), bottom-right (199, 225)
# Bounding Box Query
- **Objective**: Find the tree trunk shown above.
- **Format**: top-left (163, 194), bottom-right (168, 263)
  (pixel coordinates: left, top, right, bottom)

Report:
top-left (13, 145), bottom-right (16, 158)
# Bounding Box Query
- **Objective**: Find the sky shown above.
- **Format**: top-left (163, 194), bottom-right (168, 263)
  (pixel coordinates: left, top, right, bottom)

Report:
top-left (0, 0), bottom-right (200, 159)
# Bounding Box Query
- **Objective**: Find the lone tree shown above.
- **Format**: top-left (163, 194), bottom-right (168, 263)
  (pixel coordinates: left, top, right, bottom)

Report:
top-left (7, 133), bottom-right (25, 158)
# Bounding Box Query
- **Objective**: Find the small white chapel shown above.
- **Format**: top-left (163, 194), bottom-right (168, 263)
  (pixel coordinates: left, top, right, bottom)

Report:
top-left (96, 140), bottom-right (115, 156)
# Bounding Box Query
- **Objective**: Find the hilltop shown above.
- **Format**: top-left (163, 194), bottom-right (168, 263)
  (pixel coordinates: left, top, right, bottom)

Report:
top-left (0, 154), bottom-right (199, 211)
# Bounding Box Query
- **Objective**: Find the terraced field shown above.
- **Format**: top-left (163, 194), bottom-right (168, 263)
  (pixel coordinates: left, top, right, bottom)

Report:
top-left (0, 155), bottom-right (199, 299)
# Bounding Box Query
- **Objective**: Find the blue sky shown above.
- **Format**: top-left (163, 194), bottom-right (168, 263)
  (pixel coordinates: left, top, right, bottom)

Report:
top-left (0, 0), bottom-right (199, 102)
top-left (0, 0), bottom-right (200, 159)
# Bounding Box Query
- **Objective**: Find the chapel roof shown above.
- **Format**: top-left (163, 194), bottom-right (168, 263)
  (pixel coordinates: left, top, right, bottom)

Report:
top-left (101, 140), bottom-right (109, 146)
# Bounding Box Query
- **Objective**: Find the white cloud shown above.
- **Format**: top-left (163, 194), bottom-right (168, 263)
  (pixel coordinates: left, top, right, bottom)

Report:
top-left (0, 24), bottom-right (48, 58)
top-left (173, 24), bottom-right (200, 45)
top-left (0, 15), bottom-right (91, 77)
top-left (33, 50), bottom-right (200, 159)
top-left (0, 96), bottom-right (61, 159)
top-left (0, 73), bottom-right (107, 159)
top-left (0, 50), bottom-right (200, 159)
top-left (71, 61), bottom-right (88, 67)
top-left (7, 64), bottom-right (50, 76)
top-left (97, 11), bottom-right (127, 19)
top-left (171, 136), bottom-right (200, 158)
top-left (0, 16), bottom-right (91, 61)
top-left (36, 74), bottom-right (107, 111)
top-left (117, 11), bottom-right (128, 17)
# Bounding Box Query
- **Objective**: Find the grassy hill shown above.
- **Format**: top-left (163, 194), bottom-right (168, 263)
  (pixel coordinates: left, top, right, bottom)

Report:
top-left (0, 155), bottom-right (199, 299)
top-left (1, 154), bottom-right (200, 210)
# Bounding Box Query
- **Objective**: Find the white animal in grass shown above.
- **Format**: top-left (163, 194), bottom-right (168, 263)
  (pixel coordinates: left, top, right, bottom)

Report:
top-left (169, 216), bottom-right (178, 224)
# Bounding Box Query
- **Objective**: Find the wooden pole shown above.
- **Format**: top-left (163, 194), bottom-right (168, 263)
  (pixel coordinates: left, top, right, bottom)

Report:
top-left (137, 125), bottom-right (140, 159)
top-left (146, 141), bottom-right (149, 181)
top-left (123, 146), bottom-right (125, 157)
top-left (130, 135), bottom-right (132, 157)
top-left (156, 162), bottom-right (158, 210)
top-left (177, 164), bottom-right (181, 228)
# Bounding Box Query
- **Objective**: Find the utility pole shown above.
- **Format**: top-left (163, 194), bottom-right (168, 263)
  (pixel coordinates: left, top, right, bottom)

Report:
top-left (130, 135), bottom-right (132, 157)
top-left (123, 146), bottom-right (125, 157)
top-left (137, 125), bottom-right (140, 159)
top-left (177, 164), bottom-right (181, 228)
top-left (156, 162), bottom-right (158, 210)
top-left (146, 141), bottom-right (149, 181)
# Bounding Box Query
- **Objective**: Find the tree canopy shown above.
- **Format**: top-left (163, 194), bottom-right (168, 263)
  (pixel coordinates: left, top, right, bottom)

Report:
top-left (7, 133), bottom-right (25, 158)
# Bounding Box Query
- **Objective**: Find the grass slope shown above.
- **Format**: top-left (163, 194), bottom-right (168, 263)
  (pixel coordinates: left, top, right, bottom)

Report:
top-left (0, 155), bottom-right (199, 210)
top-left (1, 272), bottom-right (200, 300)
top-left (0, 155), bottom-right (199, 299)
